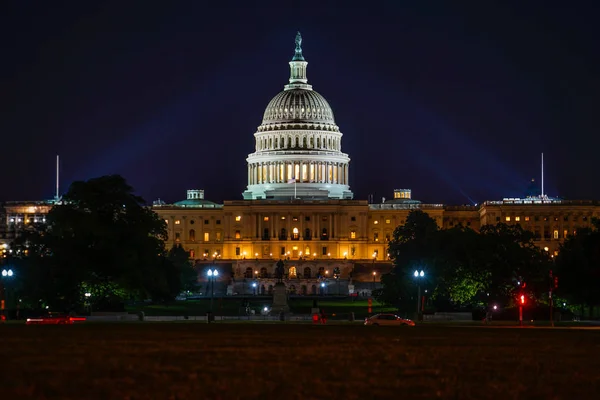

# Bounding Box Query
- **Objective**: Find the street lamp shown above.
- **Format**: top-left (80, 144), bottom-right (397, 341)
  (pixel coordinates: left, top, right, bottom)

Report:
top-left (413, 270), bottom-right (425, 321)
top-left (372, 271), bottom-right (377, 291)
top-left (252, 281), bottom-right (257, 296)
top-left (1, 269), bottom-right (14, 320)
top-left (207, 268), bottom-right (219, 322)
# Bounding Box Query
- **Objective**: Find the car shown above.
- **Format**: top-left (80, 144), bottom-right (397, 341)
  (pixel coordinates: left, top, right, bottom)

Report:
top-left (364, 313), bottom-right (415, 326)
top-left (26, 315), bottom-right (86, 325)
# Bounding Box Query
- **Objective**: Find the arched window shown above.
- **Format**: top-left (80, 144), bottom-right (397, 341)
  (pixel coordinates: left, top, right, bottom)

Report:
top-left (303, 137), bottom-right (307, 148)
top-left (245, 267), bottom-right (253, 278)
top-left (289, 285), bottom-right (296, 294)
top-left (280, 228), bottom-right (287, 240)
top-left (304, 228), bottom-right (311, 240)
top-left (260, 267), bottom-right (267, 278)
top-left (263, 228), bottom-right (269, 240)
top-left (318, 267), bottom-right (325, 277)
top-left (295, 137), bottom-right (299, 148)
top-left (311, 284), bottom-right (317, 295)
top-left (235, 230), bottom-right (241, 239)
top-left (189, 250), bottom-right (195, 258)
top-left (289, 266), bottom-right (297, 278)
top-left (275, 137), bottom-right (279, 148)
top-left (188, 229), bottom-right (195, 241)
top-left (292, 227), bottom-right (299, 240)
top-left (310, 137), bottom-right (314, 148)
top-left (303, 267), bottom-right (311, 279)
top-left (317, 137), bottom-right (321, 148)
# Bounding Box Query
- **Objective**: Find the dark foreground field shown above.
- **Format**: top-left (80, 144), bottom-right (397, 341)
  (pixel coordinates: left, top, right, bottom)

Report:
top-left (1, 323), bottom-right (599, 399)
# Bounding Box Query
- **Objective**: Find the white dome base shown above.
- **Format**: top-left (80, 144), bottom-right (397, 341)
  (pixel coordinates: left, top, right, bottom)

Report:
top-left (243, 183), bottom-right (353, 200)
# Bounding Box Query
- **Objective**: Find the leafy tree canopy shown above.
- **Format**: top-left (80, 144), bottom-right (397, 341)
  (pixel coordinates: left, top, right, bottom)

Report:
top-left (12, 175), bottom-right (178, 311)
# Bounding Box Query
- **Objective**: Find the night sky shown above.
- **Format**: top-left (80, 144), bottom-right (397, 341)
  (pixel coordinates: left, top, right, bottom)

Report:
top-left (2, 1), bottom-right (599, 205)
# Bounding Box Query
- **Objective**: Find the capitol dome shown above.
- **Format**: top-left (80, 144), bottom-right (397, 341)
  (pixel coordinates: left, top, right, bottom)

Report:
top-left (243, 32), bottom-right (352, 201)
top-left (260, 89), bottom-right (337, 129)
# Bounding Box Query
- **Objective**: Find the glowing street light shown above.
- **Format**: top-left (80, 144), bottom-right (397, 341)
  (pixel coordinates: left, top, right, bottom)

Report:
top-left (413, 270), bottom-right (425, 321)
top-left (207, 268), bottom-right (219, 321)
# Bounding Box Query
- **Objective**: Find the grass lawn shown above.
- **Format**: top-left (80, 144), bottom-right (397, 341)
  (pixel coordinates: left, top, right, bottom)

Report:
top-left (126, 297), bottom-right (395, 318)
top-left (1, 323), bottom-right (599, 399)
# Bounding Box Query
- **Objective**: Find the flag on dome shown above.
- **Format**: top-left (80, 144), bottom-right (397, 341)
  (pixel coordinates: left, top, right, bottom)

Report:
top-left (288, 178), bottom-right (296, 184)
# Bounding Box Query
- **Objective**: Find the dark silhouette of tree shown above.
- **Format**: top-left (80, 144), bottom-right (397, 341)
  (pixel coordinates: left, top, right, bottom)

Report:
top-left (12, 175), bottom-right (176, 311)
top-left (555, 218), bottom-right (600, 317)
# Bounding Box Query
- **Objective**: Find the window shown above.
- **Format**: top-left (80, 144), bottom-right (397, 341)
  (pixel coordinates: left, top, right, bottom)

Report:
top-left (351, 216), bottom-right (356, 222)
top-left (496, 217), bottom-right (500, 222)
top-left (350, 230), bottom-right (356, 239)
top-left (235, 247), bottom-right (240, 256)
top-left (189, 229), bottom-right (196, 241)
top-left (525, 216), bottom-right (530, 222)
top-left (564, 216), bottom-right (569, 222)
top-left (505, 216), bottom-right (511, 222)
top-left (374, 232), bottom-right (379, 242)
top-left (216, 220), bottom-right (221, 225)
top-left (216, 232), bottom-right (222, 242)
top-left (190, 220), bottom-right (195, 225)
top-left (385, 219), bottom-right (391, 224)
top-left (281, 246), bottom-right (286, 255)
top-left (235, 230), bottom-right (241, 239)
top-left (204, 232), bottom-right (210, 242)
top-left (204, 220), bottom-right (209, 225)
top-left (292, 227), bottom-right (299, 240)
top-left (263, 216), bottom-right (269, 221)
top-left (175, 232), bottom-right (180, 241)
top-left (289, 266), bottom-right (297, 278)
top-left (322, 246), bottom-right (328, 255)
top-left (553, 230), bottom-right (559, 239)
top-left (564, 229), bottom-right (568, 238)
top-left (235, 216), bottom-right (241, 222)
top-left (373, 220), bottom-right (379, 225)
top-left (305, 216), bottom-right (310, 221)
top-left (322, 216), bottom-right (328, 221)
top-left (175, 220), bottom-right (181, 225)
top-left (165, 219), bottom-right (169, 224)
top-left (292, 216), bottom-right (298, 222)
top-left (515, 216), bottom-right (520, 222)
top-left (385, 233), bottom-right (391, 241)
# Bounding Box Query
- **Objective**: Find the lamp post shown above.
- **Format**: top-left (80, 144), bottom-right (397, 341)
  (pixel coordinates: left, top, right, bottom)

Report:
top-left (413, 270), bottom-right (425, 321)
top-left (1, 269), bottom-right (14, 320)
top-left (372, 271), bottom-right (377, 291)
top-left (252, 282), bottom-right (257, 296)
top-left (207, 268), bottom-right (219, 321)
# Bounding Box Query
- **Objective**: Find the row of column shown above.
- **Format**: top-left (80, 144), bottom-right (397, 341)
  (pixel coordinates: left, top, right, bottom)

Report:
top-left (248, 161), bottom-right (349, 185)
top-left (256, 135), bottom-right (341, 152)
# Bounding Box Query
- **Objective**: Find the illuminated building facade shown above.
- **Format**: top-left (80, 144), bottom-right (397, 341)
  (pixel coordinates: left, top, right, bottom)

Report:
top-left (150, 34), bottom-right (600, 295)
top-left (4, 34), bottom-right (600, 295)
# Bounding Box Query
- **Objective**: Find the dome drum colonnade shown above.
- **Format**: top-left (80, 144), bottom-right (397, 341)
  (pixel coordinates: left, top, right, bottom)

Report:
top-left (243, 32), bottom-right (353, 200)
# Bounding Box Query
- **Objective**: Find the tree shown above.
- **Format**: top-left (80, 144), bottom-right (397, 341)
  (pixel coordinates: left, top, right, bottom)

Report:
top-left (168, 244), bottom-right (198, 293)
top-left (12, 175), bottom-right (176, 311)
top-left (381, 210), bottom-right (551, 312)
top-left (555, 219), bottom-right (600, 316)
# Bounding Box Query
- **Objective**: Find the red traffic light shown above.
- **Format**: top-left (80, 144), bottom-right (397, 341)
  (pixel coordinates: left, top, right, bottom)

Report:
top-left (520, 295), bottom-right (525, 304)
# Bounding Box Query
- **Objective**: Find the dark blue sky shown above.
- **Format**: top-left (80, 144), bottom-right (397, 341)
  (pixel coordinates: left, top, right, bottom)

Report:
top-left (1, 1), bottom-right (598, 205)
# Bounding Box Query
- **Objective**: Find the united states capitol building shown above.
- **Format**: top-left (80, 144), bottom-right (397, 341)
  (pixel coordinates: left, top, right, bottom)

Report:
top-left (3, 33), bottom-right (600, 296)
